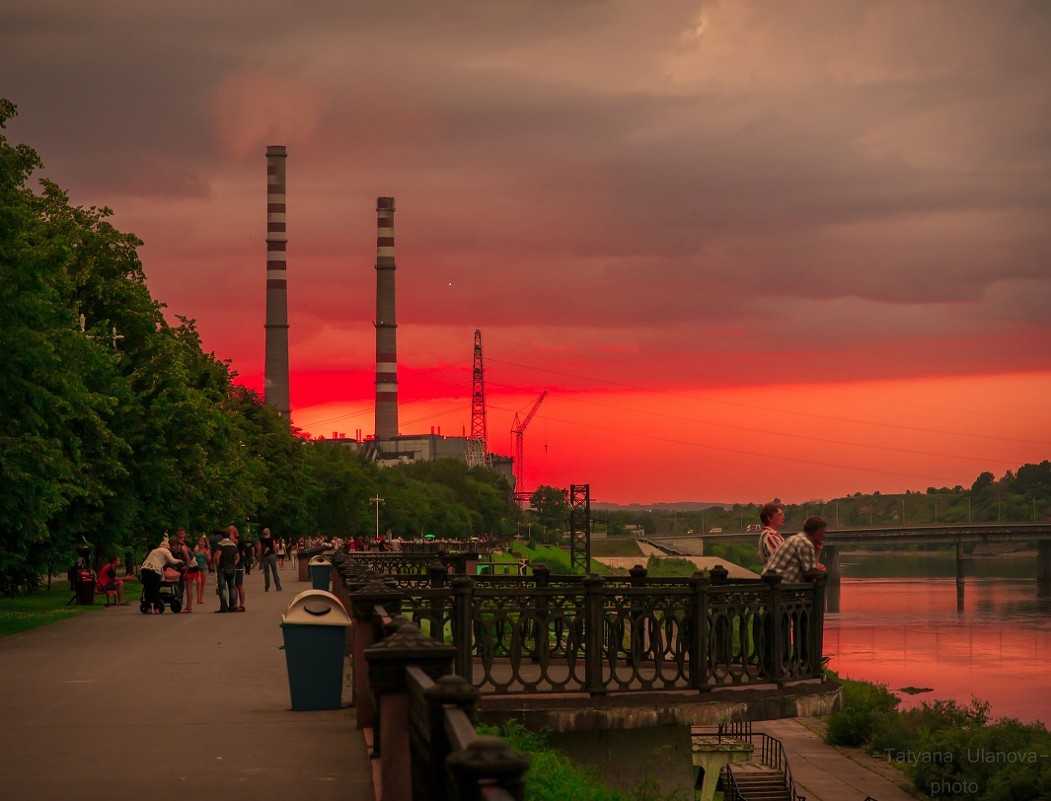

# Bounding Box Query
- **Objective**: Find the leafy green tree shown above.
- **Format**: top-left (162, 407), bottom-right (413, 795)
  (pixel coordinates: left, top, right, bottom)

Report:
top-left (0, 101), bottom-right (138, 589)
top-left (529, 485), bottom-right (569, 533)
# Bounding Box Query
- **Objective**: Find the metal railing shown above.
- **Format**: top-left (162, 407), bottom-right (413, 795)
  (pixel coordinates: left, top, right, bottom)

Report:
top-left (693, 723), bottom-right (805, 801)
top-left (337, 553), bottom-right (828, 697)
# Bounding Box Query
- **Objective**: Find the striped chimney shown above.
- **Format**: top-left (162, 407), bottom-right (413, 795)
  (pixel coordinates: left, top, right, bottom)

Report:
top-left (264, 145), bottom-right (290, 418)
top-left (374, 197), bottom-right (399, 441)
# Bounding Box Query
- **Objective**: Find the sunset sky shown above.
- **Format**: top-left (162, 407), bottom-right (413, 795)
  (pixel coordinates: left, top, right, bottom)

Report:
top-left (3, 1), bottom-right (1049, 504)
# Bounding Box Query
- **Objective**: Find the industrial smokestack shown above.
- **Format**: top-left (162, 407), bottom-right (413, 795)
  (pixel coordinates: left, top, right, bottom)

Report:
top-left (263, 145), bottom-right (290, 418)
top-left (374, 196), bottom-right (398, 441)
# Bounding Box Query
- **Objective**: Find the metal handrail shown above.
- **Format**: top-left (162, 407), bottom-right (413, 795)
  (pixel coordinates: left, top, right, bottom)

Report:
top-left (693, 725), bottom-right (804, 801)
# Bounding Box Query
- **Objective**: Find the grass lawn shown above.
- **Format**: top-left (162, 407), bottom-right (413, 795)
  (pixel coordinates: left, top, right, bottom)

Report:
top-left (0, 584), bottom-right (110, 639)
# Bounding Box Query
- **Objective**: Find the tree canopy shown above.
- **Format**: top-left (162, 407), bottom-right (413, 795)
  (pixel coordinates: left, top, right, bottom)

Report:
top-left (0, 100), bottom-right (521, 594)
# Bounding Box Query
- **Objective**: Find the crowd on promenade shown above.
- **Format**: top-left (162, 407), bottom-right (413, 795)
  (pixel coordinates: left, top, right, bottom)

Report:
top-left (91, 510), bottom-right (815, 616)
top-left (89, 526), bottom-right (471, 615)
top-left (90, 526), bottom-right (304, 614)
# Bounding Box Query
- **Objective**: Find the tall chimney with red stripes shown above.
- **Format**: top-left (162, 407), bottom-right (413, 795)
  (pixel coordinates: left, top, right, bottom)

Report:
top-left (374, 197), bottom-right (399, 441)
top-left (264, 145), bottom-right (290, 418)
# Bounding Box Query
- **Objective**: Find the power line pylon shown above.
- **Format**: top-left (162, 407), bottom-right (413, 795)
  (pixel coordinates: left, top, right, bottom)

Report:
top-left (569, 484), bottom-right (591, 574)
top-left (466, 329), bottom-right (488, 468)
top-left (512, 391), bottom-right (547, 503)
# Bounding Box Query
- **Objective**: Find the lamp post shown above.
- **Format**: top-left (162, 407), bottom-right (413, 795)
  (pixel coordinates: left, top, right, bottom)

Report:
top-left (370, 495), bottom-right (384, 540)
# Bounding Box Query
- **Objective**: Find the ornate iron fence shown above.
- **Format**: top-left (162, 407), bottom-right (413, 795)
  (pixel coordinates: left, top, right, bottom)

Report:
top-left (336, 553), bottom-right (827, 697)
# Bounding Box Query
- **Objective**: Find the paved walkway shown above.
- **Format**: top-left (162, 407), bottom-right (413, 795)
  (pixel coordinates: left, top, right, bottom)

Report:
top-left (0, 566), bottom-right (373, 801)
top-left (755, 717), bottom-right (921, 801)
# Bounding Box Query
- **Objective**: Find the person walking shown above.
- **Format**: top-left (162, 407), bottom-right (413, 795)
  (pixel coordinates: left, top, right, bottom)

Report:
top-left (276, 538), bottom-right (286, 570)
top-left (259, 527), bottom-right (282, 592)
top-left (233, 528), bottom-right (248, 612)
top-left (212, 526), bottom-right (240, 613)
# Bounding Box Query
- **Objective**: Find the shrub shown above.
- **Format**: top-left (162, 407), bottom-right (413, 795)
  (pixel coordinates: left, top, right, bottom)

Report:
top-left (481, 720), bottom-right (676, 801)
top-left (825, 677), bottom-right (900, 747)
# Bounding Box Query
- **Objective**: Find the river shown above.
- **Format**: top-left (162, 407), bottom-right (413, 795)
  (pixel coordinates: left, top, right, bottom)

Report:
top-left (823, 552), bottom-right (1051, 725)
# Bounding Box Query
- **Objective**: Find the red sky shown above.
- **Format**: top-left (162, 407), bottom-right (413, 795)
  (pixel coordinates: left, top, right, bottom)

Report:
top-left (3, 1), bottom-right (1049, 504)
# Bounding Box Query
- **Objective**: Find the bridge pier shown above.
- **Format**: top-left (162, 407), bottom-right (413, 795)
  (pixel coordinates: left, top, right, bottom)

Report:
top-left (956, 543), bottom-right (965, 612)
top-left (821, 545), bottom-right (840, 614)
top-left (1038, 541), bottom-right (1051, 598)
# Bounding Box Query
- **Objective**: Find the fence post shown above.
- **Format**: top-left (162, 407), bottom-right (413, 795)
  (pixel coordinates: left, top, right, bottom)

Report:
top-left (531, 562), bottom-right (550, 589)
top-left (423, 675), bottom-right (481, 801)
top-left (365, 622), bottom-right (456, 801)
top-left (761, 572), bottom-right (784, 685)
top-left (628, 564), bottom-right (647, 663)
top-left (428, 563), bottom-right (448, 588)
top-left (350, 579), bottom-right (403, 730)
top-left (446, 736), bottom-right (531, 801)
top-left (689, 571), bottom-right (710, 691)
top-left (426, 564), bottom-right (448, 641)
top-left (803, 569), bottom-right (827, 677)
top-left (582, 574), bottom-right (606, 696)
top-left (451, 576), bottom-right (475, 681)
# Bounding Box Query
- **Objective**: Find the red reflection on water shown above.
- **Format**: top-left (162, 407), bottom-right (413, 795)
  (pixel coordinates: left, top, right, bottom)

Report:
top-left (824, 578), bottom-right (1051, 724)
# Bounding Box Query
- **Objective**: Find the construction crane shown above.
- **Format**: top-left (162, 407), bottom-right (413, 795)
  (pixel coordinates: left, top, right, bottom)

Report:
top-left (466, 330), bottom-right (488, 468)
top-left (512, 391), bottom-right (547, 503)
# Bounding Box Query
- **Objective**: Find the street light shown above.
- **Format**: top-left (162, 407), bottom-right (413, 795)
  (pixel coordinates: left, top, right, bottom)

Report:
top-left (370, 495), bottom-right (384, 540)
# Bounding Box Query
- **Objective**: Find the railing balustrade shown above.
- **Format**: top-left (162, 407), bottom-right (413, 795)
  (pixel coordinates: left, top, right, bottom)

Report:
top-left (336, 553), bottom-right (827, 700)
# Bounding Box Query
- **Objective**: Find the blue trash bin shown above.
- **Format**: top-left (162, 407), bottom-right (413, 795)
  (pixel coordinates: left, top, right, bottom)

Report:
top-left (280, 590), bottom-right (350, 711)
top-left (308, 555), bottom-right (333, 591)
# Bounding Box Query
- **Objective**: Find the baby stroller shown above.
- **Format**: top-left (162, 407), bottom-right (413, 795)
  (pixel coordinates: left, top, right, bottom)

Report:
top-left (139, 569), bottom-right (183, 614)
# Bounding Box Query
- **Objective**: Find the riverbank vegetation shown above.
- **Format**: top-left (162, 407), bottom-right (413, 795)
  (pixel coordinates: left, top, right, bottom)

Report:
top-left (825, 674), bottom-right (1051, 799)
top-left (594, 463), bottom-right (1050, 538)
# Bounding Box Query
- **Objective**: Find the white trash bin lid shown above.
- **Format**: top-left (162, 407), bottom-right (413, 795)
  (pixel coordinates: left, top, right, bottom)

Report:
top-left (308, 555), bottom-right (332, 566)
top-left (282, 589), bottom-right (349, 625)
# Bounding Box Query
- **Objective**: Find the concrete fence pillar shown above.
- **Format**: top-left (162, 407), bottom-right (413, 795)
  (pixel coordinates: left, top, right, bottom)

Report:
top-left (365, 623), bottom-right (456, 801)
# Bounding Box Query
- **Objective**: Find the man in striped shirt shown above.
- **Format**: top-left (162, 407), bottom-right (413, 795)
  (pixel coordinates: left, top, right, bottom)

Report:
top-left (756, 502), bottom-right (786, 563)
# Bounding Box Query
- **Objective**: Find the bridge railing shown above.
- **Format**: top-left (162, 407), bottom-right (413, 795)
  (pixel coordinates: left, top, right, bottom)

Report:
top-left (337, 553), bottom-right (827, 704)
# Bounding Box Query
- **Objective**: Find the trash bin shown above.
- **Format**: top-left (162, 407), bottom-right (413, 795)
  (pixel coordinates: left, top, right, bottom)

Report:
top-left (280, 590), bottom-right (351, 711)
top-left (297, 549), bottom-right (309, 582)
top-left (75, 569), bottom-right (96, 605)
top-left (308, 555), bottom-right (332, 591)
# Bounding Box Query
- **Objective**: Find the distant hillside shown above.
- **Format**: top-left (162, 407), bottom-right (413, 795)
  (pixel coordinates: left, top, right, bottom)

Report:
top-left (591, 501), bottom-right (730, 512)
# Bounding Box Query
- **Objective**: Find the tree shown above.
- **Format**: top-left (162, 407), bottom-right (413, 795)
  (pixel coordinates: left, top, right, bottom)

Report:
top-left (529, 485), bottom-right (569, 534)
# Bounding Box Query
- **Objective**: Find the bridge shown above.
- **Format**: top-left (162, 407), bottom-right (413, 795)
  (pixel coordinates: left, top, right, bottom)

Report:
top-left (649, 523), bottom-right (1051, 603)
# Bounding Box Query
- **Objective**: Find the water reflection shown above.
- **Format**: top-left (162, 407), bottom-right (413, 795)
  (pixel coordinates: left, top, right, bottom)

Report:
top-left (824, 554), bottom-right (1051, 724)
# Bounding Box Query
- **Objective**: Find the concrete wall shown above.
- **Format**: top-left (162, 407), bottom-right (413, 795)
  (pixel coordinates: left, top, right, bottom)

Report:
top-left (546, 726), bottom-right (696, 800)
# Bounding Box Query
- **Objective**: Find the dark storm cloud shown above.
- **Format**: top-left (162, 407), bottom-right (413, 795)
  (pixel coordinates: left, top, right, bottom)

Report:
top-left (2, 0), bottom-right (1049, 386)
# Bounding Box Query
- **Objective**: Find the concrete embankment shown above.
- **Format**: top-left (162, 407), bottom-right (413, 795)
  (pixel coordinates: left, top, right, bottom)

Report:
top-left (756, 717), bottom-right (921, 801)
